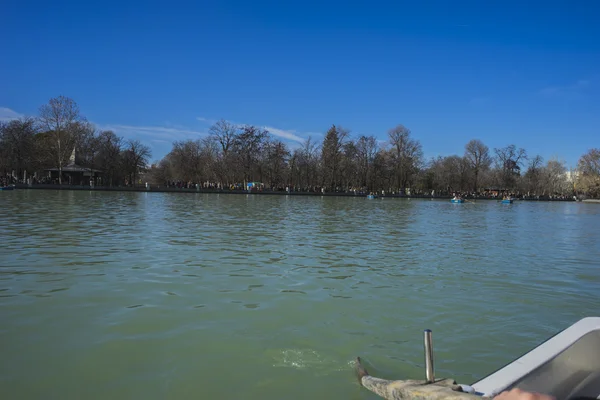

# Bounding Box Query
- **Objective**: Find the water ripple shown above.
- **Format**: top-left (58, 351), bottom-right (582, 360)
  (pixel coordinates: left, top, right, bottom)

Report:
top-left (0, 192), bottom-right (599, 399)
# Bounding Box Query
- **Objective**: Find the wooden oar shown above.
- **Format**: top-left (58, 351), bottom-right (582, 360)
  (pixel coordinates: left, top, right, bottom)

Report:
top-left (355, 357), bottom-right (485, 400)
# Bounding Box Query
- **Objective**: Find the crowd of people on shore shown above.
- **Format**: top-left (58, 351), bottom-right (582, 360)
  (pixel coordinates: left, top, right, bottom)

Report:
top-left (2, 174), bottom-right (578, 200)
top-left (159, 181), bottom-right (578, 200)
top-left (1, 175), bottom-right (16, 187)
top-left (1, 174), bottom-right (56, 187)
top-left (449, 191), bottom-right (574, 201)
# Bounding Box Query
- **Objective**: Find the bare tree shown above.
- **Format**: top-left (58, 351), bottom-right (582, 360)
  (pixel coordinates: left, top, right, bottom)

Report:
top-left (209, 119), bottom-right (237, 156)
top-left (148, 157), bottom-right (174, 185)
top-left (208, 119), bottom-right (239, 186)
top-left (166, 138), bottom-right (217, 185)
top-left (356, 135), bottom-right (379, 190)
top-left (122, 139), bottom-right (151, 186)
top-left (429, 155), bottom-right (470, 194)
top-left (96, 130), bottom-right (124, 186)
top-left (464, 139), bottom-right (492, 192)
top-left (263, 138), bottom-right (290, 188)
top-left (290, 136), bottom-right (320, 189)
top-left (233, 125), bottom-right (268, 183)
top-left (388, 124), bottom-right (423, 193)
top-left (199, 136), bottom-right (219, 184)
top-left (523, 155), bottom-right (544, 194)
top-left (543, 158), bottom-right (568, 195)
top-left (321, 125), bottom-right (349, 191)
top-left (493, 144), bottom-right (527, 190)
top-left (170, 140), bottom-right (203, 183)
top-left (75, 121), bottom-right (98, 166)
top-left (340, 140), bottom-right (358, 190)
top-left (38, 96), bottom-right (85, 184)
top-left (301, 136), bottom-right (320, 189)
top-left (0, 117), bottom-right (38, 178)
top-left (374, 149), bottom-right (395, 193)
top-left (576, 148), bottom-right (600, 197)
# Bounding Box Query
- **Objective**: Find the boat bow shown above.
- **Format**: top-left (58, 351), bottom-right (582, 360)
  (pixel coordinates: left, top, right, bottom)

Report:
top-left (355, 357), bottom-right (486, 400)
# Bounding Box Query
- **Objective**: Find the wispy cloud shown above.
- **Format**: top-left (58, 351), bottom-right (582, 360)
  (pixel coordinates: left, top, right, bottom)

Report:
top-left (262, 126), bottom-right (306, 143)
top-left (0, 107), bottom-right (23, 121)
top-left (3, 106), bottom-right (307, 146)
top-left (97, 124), bottom-right (207, 142)
top-left (0, 106), bottom-right (207, 143)
top-left (197, 116), bottom-right (308, 144)
top-left (539, 79), bottom-right (591, 97)
top-left (196, 116), bottom-right (218, 125)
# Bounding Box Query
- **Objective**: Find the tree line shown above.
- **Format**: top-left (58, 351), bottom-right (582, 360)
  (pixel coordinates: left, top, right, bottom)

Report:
top-left (1, 96), bottom-right (599, 197)
top-left (0, 96), bottom-right (151, 186)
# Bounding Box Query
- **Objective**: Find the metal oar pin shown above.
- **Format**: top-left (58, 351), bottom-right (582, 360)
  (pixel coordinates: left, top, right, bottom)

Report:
top-left (424, 329), bottom-right (435, 383)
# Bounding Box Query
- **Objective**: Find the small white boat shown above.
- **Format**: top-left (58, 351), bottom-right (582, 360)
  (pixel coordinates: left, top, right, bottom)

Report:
top-left (355, 317), bottom-right (600, 400)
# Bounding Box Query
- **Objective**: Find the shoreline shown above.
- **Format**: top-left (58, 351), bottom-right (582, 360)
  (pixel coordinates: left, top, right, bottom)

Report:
top-left (11, 184), bottom-right (578, 202)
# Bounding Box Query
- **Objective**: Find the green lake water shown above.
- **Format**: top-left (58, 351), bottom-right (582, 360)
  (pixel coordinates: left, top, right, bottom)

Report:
top-left (1, 190), bottom-right (599, 399)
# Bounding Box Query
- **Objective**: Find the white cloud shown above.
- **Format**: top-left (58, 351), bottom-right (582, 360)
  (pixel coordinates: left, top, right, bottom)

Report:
top-left (262, 126), bottom-right (305, 143)
top-left (0, 107), bottom-right (23, 121)
top-left (2, 106), bottom-right (309, 146)
top-left (197, 115), bottom-right (309, 144)
top-left (0, 106), bottom-right (206, 143)
top-left (196, 116), bottom-right (218, 125)
top-left (97, 124), bottom-right (207, 142)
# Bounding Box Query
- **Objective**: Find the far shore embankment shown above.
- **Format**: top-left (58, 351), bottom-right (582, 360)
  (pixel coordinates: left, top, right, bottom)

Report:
top-left (11, 183), bottom-right (579, 202)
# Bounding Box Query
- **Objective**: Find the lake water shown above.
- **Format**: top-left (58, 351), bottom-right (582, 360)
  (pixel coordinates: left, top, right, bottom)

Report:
top-left (1, 190), bottom-right (599, 399)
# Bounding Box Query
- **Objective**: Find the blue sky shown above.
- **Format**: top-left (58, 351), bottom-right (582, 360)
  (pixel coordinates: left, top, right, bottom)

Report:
top-left (1, 0), bottom-right (598, 167)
